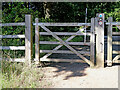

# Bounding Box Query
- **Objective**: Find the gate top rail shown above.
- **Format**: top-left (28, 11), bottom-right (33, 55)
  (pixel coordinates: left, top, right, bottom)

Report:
top-left (33, 23), bottom-right (91, 26)
top-left (0, 22), bottom-right (91, 26)
top-left (106, 22), bottom-right (120, 25)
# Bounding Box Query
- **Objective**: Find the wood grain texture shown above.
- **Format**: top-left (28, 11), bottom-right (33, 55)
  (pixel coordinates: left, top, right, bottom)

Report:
top-left (107, 17), bottom-right (113, 66)
top-left (0, 35), bottom-right (25, 38)
top-left (41, 27), bottom-right (89, 59)
top-left (25, 15), bottom-right (32, 66)
top-left (0, 23), bottom-right (25, 26)
top-left (40, 41), bottom-right (90, 45)
top-left (90, 18), bottom-right (95, 67)
top-left (40, 25), bottom-right (94, 66)
top-left (0, 46), bottom-right (25, 50)
top-left (35, 18), bottom-right (40, 62)
top-left (40, 32), bottom-right (91, 36)
top-left (33, 23), bottom-right (91, 26)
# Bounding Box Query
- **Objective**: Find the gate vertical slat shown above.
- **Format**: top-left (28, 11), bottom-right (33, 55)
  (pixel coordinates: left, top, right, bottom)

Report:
top-left (35, 18), bottom-right (40, 63)
top-left (107, 17), bottom-right (113, 66)
top-left (25, 15), bottom-right (33, 66)
top-left (90, 18), bottom-right (95, 67)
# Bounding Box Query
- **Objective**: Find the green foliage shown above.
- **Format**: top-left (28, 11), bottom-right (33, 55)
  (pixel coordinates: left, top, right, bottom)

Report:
top-left (1, 2), bottom-right (120, 88)
top-left (2, 61), bottom-right (50, 88)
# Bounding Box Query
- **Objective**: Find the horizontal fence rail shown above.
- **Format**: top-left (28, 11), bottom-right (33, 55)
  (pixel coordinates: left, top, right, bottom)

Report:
top-left (33, 23), bottom-right (91, 26)
top-left (0, 35), bottom-right (25, 38)
top-left (1, 15), bottom-right (33, 66)
top-left (0, 23), bottom-right (25, 26)
top-left (0, 46), bottom-right (25, 50)
top-left (112, 51), bottom-right (120, 54)
top-left (0, 58), bottom-right (25, 62)
top-left (106, 22), bottom-right (120, 25)
top-left (40, 32), bottom-right (91, 36)
top-left (40, 41), bottom-right (90, 45)
top-left (40, 58), bottom-right (86, 63)
top-left (112, 32), bottom-right (120, 35)
top-left (40, 50), bottom-right (90, 54)
top-left (112, 41), bottom-right (120, 45)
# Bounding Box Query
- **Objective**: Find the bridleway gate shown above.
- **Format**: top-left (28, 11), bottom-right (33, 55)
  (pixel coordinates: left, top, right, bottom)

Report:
top-left (1, 13), bottom-right (120, 68)
top-left (34, 18), bottom-right (95, 68)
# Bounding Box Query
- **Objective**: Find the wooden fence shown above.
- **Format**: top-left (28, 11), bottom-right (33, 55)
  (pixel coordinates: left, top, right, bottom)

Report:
top-left (2, 14), bottom-right (120, 68)
top-left (34, 18), bottom-right (95, 67)
top-left (106, 17), bottom-right (120, 66)
top-left (0, 15), bottom-right (32, 66)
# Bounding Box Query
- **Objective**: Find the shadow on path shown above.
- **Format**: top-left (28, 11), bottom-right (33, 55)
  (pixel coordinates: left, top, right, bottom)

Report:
top-left (42, 62), bottom-right (89, 80)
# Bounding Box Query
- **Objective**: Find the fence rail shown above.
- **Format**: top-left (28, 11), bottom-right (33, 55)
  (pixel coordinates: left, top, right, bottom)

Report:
top-left (40, 58), bottom-right (86, 63)
top-left (1, 15), bottom-right (32, 66)
top-left (0, 58), bottom-right (25, 62)
top-left (106, 22), bottom-right (120, 25)
top-left (40, 32), bottom-right (91, 36)
top-left (33, 23), bottom-right (91, 26)
top-left (0, 46), bottom-right (25, 50)
top-left (40, 50), bottom-right (90, 54)
top-left (112, 32), bottom-right (120, 35)
top-left (40, 41), bottom-right (90, 45)
top-left (0, 35), bottom-right (25, 38)
top-left (0, 23), bottom-right (25, 26)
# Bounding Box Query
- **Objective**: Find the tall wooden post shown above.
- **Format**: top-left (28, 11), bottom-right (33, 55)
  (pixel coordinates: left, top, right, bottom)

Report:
top-left (90, 18), bottom-right (95, 67)
top-left (95, 13), bottom-right (105, 68)
top-left (35, 18), bottom-right (40, 64)
top-left (25, 15), bottom-right (33, 66)
top-left (107, 17), bottom-right (113, 66)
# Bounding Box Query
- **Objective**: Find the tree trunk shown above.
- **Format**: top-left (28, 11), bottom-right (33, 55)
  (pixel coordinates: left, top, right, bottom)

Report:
top-left (43, 2), bottom-right (52, 19)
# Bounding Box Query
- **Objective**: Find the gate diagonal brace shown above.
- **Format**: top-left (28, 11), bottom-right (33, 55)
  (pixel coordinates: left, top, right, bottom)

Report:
top-left (113, 55), bottom-right (120, 61)
top-left (40, 25), bottom-right (94, 66)
top-left (41, 27), bottom-right (89, 59)
top-left (116, 25), bottom-right (120, 30)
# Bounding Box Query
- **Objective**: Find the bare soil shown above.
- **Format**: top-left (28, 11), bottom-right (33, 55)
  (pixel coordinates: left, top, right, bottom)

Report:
top-left (42, 62), bottom-right (118, 88)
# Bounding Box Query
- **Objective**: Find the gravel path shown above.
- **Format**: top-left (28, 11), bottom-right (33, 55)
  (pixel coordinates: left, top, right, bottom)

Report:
top-left (42, 62), bottom-right (118, 88)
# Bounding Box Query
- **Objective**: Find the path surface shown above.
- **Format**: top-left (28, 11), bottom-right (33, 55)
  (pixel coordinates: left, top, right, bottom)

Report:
top-left (42, 62), bottom-right (118, 88)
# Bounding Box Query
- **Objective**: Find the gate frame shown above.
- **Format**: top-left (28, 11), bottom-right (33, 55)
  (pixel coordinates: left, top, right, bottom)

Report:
top-left (34, 18), bottom-right (95, 67)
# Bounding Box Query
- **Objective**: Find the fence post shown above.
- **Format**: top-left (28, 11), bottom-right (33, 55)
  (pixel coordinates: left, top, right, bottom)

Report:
top-left (90, 18), bottom-right (95, 67)
top-left (25, 15), bottom-right (33, 66)
top-left (107, 17), bottom-right (113, 66)
top-left (95, 13), bottom-right (105, 68)
top-left (35, 18), bottom-right (40, 64)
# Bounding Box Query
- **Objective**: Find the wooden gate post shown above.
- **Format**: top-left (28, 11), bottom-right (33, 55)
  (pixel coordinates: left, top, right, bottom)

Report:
top-left (107, 17), bottom-right (113, 66)
top-left (35, 18), bottom-right (40, 64)
top-left (90, 18), bottom-right (95, 67)
top-left (25, 15), bottom-right (33, 66)
top-left (95, 13), bottom-right (105, 68)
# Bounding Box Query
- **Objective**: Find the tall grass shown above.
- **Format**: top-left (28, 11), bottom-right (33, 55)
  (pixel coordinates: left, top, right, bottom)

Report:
top-left (1, 60), bottom-right (50, 88)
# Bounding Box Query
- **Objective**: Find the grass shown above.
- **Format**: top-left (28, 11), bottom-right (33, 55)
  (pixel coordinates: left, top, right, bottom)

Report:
top-left (1, 32), bottom-right (87, 88)
top-left (1, 60), bottom-right (51, 88)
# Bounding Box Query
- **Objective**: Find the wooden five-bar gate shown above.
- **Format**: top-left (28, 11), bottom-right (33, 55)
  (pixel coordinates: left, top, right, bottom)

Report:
top-left (1, 14), bottom-right (120, 68)
top-left (34, 18), bottom-right (95, 67)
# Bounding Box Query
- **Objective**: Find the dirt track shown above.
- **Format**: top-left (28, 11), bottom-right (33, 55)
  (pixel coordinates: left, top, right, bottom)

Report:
top-left (42, 62), bottom-right (118, 88)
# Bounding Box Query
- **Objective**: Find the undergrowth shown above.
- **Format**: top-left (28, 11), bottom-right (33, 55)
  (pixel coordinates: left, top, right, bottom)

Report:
top-left (1, 60), bottom-right (50, 88)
